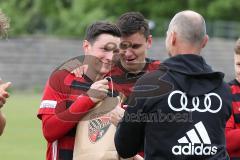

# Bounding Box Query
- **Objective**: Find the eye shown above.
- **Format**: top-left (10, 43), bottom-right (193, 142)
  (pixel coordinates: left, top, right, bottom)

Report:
top-left (113, 49), bottom-right (120, 54)
top-left (120, 41), bottom-right (132, 50)
top-left (103, 42), bottom-right (117, 51)
top-left (132, 44), bottom-right (142, 49)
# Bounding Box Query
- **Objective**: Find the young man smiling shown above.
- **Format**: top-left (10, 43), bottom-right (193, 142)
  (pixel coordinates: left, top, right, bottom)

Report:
top-left (38, 22), bottom-right (121, 160)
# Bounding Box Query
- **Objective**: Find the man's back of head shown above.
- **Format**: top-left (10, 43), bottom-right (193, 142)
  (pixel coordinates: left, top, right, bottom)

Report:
top-left (166, 10), bottom-right (208, 56)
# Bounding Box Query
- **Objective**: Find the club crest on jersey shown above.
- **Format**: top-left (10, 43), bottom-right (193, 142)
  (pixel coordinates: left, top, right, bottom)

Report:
top-left (88, 116), bottom-right (111, 143)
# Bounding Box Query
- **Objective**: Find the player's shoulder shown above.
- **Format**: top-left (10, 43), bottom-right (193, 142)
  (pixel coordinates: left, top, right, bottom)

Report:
top-left (146, 58), bottom-right (160, 71)
top-left (228, 79), bottom-right (238, 86)
top-left (48, 69), bottom-right (76, 92)
top-left (49, 69), bottom-right (72, 84)
top-left (137, 65), bottom-right (167, 85)
top-left (109, 63), bottom-right (125, 76)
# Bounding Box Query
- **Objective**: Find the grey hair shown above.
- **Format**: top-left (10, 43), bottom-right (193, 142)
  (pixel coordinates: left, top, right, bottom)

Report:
top-left (235, 38), bottom-right (240, 55)
top-left (168, 10), bottom-right (206, 45)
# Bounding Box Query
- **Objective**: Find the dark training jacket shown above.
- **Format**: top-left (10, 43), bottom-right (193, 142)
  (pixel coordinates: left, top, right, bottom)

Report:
top-left (115, 54), bottom-right (232, 160)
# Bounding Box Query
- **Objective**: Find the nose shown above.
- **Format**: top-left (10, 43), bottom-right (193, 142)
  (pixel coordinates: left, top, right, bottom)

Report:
top-left (104, 51), bottom-right (114, 62)
top-left (122, 49), bottom-right (133, 58)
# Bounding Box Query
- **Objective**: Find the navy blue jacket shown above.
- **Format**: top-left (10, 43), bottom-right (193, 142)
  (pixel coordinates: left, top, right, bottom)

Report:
top-left (114, 54), bottom-right (232, 160)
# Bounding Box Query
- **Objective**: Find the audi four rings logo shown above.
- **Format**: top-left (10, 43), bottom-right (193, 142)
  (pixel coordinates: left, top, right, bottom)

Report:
top-left (167, 90), bottom-right (222, 113)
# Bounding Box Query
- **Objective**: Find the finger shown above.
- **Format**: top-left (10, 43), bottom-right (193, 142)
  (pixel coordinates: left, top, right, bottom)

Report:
top-left (0, 96), bottom-right (6, 105)
top-left (87, 88), bottom-right (108, 98)
top-left (96, 88), bottom-right (109, 94)
top-left (98, 84), bottom-right (109, 90)
top-left (1, 91), bottom-right (9, 98)
top-left (91, 83), bottom-right (109, 91)
top-left (72, 69), bottom-right (81, 77)
top-left (96, 79), bottom-right (108, 85)
top-left (77, 68), bottom-right (83, 76)
top-left (0, 82), bottom-right (11, 90)
top-left (122, 105), bottom-right (128, 109)
top-left (75, 67), bottom-right (84, 77)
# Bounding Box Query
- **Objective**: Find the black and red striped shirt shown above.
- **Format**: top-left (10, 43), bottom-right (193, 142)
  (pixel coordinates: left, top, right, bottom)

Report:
top-left (109, 58), bottom-right (160, 98)
top-left (226, 79), bottom-right (240, 159)
top-left (38, 69), bottom-right (95, 160)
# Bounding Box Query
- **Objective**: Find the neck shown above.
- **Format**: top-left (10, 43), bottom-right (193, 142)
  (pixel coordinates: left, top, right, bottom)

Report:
top-left (121, 60), bottom-right (146, 74)
top-left (236, 77), bottom-right (240, 84)
top-left (171, 48), bottom-right (201, 56)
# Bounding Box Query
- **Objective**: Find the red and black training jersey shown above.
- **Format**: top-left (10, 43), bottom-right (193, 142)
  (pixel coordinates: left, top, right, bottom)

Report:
top-left (227, 79), bottom-right (240, 159)
top-left (38, 69), bottom-right (95, 160)
top-left (109, 58), bottom-right (160, 98)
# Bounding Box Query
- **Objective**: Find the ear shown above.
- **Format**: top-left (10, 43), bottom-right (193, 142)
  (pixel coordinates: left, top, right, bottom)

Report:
top-left (146, 35), bottom-right (153, 49)
top-left (201, 35), bottom-right (209, 48)
top-left (171, 31), bottom-right (176, 46)
top-left (83, 40), bottom-right (91, 54)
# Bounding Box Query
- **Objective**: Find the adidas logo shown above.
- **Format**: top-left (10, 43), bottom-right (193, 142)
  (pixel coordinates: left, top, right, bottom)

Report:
top-left (172, 121), bottom-right (218, 156)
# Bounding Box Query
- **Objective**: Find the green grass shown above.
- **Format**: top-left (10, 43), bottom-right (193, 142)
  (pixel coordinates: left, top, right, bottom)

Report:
top-left (0, 93), bottom-right (45, 160)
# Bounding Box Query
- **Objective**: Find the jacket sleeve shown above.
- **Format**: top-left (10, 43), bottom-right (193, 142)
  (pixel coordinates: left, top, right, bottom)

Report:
top-left (114, 101), bottom-right (145, 158)
top-left (114, 69), bottom-right (172, 158)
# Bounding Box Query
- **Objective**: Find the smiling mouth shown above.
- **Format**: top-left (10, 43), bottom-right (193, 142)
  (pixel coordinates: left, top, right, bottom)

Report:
top-left (126, 58), bottom-right (136, 63)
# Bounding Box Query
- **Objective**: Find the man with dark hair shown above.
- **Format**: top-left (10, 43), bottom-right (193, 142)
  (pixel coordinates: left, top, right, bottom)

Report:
top-left (71, 12), bottom-right (159, 160)
top-left (37, 21), bottom-right (121, 160)
top-left (226, 38), bottom-right (240, 160)
top-left (0, 10), bottom-right (11, 136)
top-left (109, 11), bottom-right (159, 126)
top-left (115, 10), bottom-right (232, 160)
top-left (109, 12), bottom-right (160, 159)
top-left (79, 12), bottom-right (158, 160)
top-left (115, 11), bottom-right (153, 73)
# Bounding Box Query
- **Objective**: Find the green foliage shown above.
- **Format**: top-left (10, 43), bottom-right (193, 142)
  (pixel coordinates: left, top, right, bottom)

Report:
top-left (0, 0), bottom-right (239, 37)
top-left (207, 0), bottom-right (240, 21)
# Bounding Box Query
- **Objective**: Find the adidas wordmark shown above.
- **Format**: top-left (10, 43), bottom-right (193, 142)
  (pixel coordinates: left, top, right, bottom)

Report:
top-left (172, 121), bottom-right (218, 156)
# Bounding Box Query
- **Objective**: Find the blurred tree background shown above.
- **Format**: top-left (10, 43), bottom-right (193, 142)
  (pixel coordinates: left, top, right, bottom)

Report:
top-left (0, 0), bottom-right (240, 38)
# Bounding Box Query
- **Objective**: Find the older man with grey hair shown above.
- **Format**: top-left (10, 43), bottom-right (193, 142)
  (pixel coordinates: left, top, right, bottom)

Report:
top-left (115, 10), bottom-right (232, 160)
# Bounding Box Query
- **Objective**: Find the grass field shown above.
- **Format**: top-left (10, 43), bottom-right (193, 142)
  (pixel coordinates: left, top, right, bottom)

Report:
top-left (0, 93), bottom-right (45, 160)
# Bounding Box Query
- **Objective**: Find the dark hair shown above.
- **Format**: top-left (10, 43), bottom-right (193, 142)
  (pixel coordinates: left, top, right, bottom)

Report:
top-left (235, 38), bottom-right (240, 55)
top-left (117, 12), bottom-right (150, 38)
top-left (85, 22), bottom-right (121, 43)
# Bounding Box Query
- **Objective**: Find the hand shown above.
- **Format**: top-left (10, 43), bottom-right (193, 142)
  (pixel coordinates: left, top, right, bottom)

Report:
top-left (87, 79), bottom-right (109, 103)
top-left (71, 65), bottom-right (87, 77)
top-left (0, 81), bottom-right (11, 108)
top-left (133, 155), bottom-right (144, 160)
top-left (110, 103), bottom-right (125, 126)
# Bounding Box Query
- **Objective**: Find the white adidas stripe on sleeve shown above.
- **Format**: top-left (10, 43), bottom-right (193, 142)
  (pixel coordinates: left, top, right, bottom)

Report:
top-left (40, 100), bottom-right (57, 109)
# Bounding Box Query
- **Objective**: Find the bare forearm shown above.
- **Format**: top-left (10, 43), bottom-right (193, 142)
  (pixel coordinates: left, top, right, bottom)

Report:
top-left (0, 110), bottom-right (6, 135)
